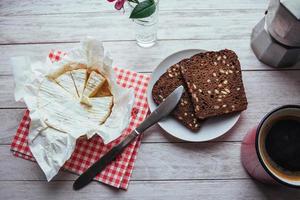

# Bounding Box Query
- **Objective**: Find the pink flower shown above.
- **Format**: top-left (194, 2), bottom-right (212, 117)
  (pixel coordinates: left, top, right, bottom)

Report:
top-left (107, 0), bottom-right (127, 10)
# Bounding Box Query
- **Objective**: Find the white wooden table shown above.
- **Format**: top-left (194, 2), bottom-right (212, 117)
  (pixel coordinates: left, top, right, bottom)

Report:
top-left (1, 0), bottom-right (300, 199)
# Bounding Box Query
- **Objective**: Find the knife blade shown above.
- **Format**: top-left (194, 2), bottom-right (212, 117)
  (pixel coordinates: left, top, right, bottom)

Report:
top-left (73, 85), bottom-right (184, 190)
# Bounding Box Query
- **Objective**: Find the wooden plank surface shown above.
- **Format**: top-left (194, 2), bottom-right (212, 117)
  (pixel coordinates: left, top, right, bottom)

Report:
top-left (1, 70), bottom-right (299, 143)
top-left (1, 0), bottom-right (300, 198)
top-left (0, 0), bottom-right (267, 15)
top-left (1, 40), bottom-right (299, 76)
top-left (0, 109), bottom-right (24, 144)
top-left (0, 10), bottom-right (263, 44)
top-left (2, 142), bottom-right (247, 180)
top-left (2, 71), bottom-right (300, 109)
top-left (0, 180), bottom-right (299, 200)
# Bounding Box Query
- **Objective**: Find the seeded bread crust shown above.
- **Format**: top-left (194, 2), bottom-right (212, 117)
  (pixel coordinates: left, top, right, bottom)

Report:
top-left (180, 49), bottom-right (248, 119)
top-left (152, 60), bottom-right (202, 131)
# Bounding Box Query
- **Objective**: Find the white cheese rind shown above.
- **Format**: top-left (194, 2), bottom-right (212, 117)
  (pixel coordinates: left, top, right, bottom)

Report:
top-left (55, 71), bottom-right (79, 98)
top-left (70, 69), bottom-right (87, 98)
top-left (80, 71), bottom-right (106, 105)
top-left (37, 78), bottom-right (113, 138)
top-left (84, 97), bottom-right (113, 124)
top-left (83, 71), bottom-right (106, 98)
top-left (37, 79), bottom-right (85, 136)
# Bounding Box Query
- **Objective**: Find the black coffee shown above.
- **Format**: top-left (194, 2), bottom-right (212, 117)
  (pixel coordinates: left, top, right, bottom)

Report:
top-left (265, 117), bottom-right (300, 172)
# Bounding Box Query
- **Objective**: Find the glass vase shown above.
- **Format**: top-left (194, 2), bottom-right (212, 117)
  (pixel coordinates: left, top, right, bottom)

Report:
top-left (128, 0), bottom-right (159, 48)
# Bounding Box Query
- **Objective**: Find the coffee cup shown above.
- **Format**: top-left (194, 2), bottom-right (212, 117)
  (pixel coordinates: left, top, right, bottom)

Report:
top-left (241, 105), bottom-right (300, 188)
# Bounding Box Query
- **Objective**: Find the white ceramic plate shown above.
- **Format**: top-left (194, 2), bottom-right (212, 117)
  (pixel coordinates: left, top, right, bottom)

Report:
top-left (147, 49), bottom-right (241, 142)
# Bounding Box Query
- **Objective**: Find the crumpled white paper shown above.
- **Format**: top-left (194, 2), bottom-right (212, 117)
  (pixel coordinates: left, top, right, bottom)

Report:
top-left (11, 38), bottom-right (135, 181)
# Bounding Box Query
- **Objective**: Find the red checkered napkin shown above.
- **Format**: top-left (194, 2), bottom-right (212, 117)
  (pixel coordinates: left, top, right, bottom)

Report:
top-left (10, 50), bottom-right (150, 189)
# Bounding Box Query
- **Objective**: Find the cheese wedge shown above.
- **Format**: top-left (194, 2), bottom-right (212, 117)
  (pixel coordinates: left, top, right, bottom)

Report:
top-left (83, 71), bottom-right (106, 98)
top-left (83, 96), bottom-right (113, 124)
top-left (80, 71), bottom-right (106, 105)
top-left (55, 71), bottom-right (79, 98)
top-left (38, 78), bottom-right (73, 107)
top-left (70, 69), bottom-right (87, 98)
top-left (37, 79), bottom-right (84, 134)
top-left (48, 62), bottom-right (87, 80)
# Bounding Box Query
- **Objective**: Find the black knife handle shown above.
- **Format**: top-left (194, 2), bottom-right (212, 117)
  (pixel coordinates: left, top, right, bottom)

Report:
top-left (73, 131), bottom-right (139, 190)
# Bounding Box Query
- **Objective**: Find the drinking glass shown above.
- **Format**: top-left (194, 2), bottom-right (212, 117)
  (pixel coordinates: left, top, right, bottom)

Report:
top-left (128, 0), bottom-right (159, 48)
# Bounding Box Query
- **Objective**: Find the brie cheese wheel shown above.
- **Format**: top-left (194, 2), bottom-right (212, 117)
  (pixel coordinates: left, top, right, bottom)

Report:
top-left (38, 78), bottom-right (73, 108)
top-left (37, 69), bottom-right (113, 138)
top-left (70, 69), bottom-right (87, 98)
top-left (55, 71), bottom-right (79, 98)
top-left (37, 79), bottom-right (87, 135)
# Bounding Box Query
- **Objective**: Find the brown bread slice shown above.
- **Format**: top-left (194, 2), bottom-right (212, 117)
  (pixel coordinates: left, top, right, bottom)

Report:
top-left (152, 60), bottom-right (202, 131)
top-left (180, 49), bottom-right (248, 119)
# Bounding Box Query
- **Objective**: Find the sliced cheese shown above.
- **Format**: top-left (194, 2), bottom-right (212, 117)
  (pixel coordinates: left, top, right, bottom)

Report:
top-left (70, 69), bottom-right (87, 98)
top-left (83, 71), bottom-right (106, 98)
top-left (37, 79), bottom-right (83, 134)
top-left (37, 77), bottom-right (113, 138)
top-left (48, 62), bottom-right (87, 79)
top-left (55, 71), bottom-right (79, 98)
top-left (80, 71), bottom-right (106, 105)
top-left (38, 78), bottom-right (73, 108)
top-left (83, 96), bottom-right (113, 124)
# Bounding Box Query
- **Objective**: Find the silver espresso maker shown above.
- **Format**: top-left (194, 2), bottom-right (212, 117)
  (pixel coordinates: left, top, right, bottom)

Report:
top-left (251, 0), bottom-right (300, 67)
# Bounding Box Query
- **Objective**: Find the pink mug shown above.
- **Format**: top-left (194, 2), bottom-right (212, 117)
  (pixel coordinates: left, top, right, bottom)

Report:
top-left (241, 105), bottom-right (300, 188)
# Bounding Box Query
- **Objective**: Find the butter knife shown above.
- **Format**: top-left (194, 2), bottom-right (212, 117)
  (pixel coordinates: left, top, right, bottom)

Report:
top-left (73, 85), bottom-right (184, 190)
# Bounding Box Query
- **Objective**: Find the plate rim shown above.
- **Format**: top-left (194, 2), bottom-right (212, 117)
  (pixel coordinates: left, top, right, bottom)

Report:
top-left (147, 49), bottom-right (241, 142)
